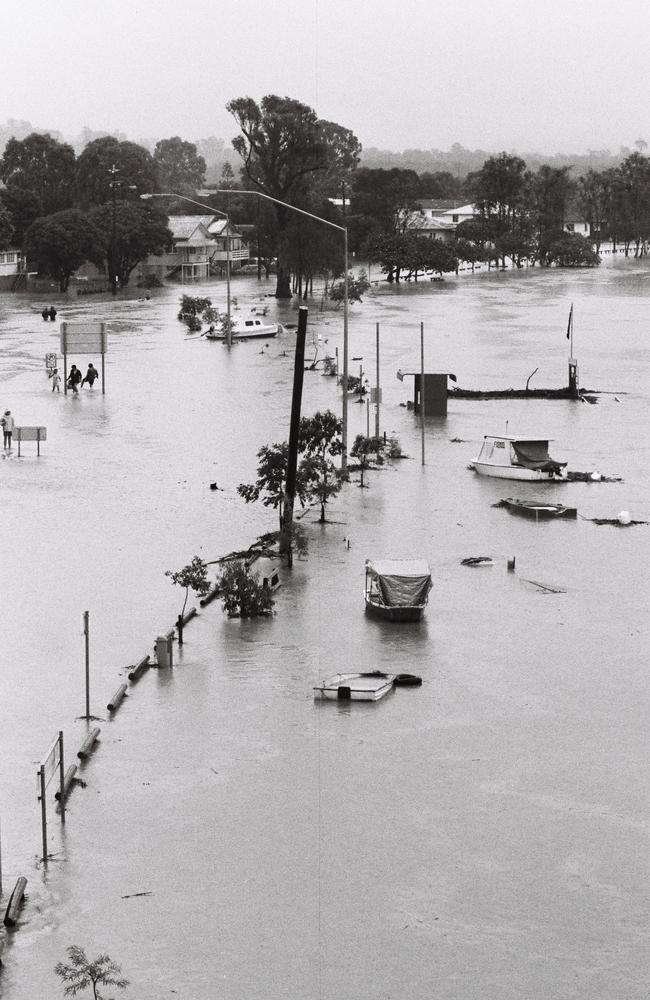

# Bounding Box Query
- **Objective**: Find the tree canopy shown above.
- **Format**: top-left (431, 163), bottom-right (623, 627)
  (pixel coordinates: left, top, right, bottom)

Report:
top-left (88, 200), bottom-right (171, 287)
top-left (153, 136), bottom-right (206, 194)
top-left (75, 136), bottom-right (158, 208)
top-left (226, 94), bottom-right (361, 297)
top-left (0, 132), bottom-right (76, 216)
top-left (23, 209), bottom-right (103, 291)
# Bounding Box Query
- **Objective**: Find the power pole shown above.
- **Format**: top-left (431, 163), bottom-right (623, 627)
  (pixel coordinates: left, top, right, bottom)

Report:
top-left (281, 306), bottom-right (308, 566)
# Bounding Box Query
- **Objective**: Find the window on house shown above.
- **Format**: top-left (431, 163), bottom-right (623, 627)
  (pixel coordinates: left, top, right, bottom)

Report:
top-left (566, 223), bottom-right (574, 232)
top-left (452, 215), bottom-right (459, 223)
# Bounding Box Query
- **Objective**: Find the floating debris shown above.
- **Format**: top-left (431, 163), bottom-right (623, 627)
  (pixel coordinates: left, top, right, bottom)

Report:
top-left (584, 514), bottom-right (648, 526)
top-left (567, 470), bottom-right (623, 483)
top-left (521, 578), bottom-right (567, 594)
top-left (461, 556), bottom-right (493, 566)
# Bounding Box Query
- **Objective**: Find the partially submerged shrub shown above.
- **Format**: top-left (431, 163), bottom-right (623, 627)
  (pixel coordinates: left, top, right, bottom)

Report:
top-left (218, 561), bottom-right (275, 618)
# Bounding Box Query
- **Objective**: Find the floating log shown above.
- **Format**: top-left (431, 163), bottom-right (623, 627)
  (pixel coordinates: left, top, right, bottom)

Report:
top-left (107, 684), bottom-right (127, 712)
top-left (128, 655), bottom-right (150, 682)
top-left (77, 728), bottom-right (100, 760)
top-left (4, 876), bottom-right (27, 927)
top-left (181, 606), bottom-right (197, 625)
top-left (200, 584), bottom-right (221, 607)
top-left (55, 764), bottom-right (78, 802)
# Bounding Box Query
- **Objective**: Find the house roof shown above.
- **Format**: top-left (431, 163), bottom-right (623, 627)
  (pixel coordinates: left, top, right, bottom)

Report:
top-left (407, 214), bottom-right (457, 232)
top-left (167, 215), bottom-right (215, 241)
top-left (416, 199), bottom-right (465, 212)
top-left (436, 203), bottom-right (475, 218)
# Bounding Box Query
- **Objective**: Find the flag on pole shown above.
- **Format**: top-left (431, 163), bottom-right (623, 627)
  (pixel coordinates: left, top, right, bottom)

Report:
top-left (566, 303), bottom-right (573, 339)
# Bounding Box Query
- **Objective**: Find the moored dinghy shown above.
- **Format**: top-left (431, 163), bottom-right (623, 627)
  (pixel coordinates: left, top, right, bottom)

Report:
top-left (314, 672), bottom-right (396, 701)
top-left (364, 559), bottom-right (432, 622)
top-left (496, 497), bottom-right (577, 519)
top-left (471, 434), bottom-right (567, 482)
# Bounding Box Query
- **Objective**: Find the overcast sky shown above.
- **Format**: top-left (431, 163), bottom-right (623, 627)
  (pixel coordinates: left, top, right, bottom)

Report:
top-left (2, 0), bottom-right (648, 154)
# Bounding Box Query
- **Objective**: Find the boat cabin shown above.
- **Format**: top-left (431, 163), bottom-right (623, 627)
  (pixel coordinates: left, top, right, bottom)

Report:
top-left (475, 435), bottom-right (566, 475)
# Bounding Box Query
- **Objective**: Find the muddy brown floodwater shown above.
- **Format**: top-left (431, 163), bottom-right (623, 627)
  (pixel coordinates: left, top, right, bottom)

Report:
top-left (0, 257), bottom-right (648, 999)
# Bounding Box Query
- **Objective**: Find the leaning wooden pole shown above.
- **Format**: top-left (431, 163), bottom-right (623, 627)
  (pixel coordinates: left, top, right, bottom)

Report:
top-left (281, 306), bottom-right (308, 565)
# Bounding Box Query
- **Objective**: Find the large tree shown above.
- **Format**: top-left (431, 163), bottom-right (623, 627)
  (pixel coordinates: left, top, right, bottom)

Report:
top-left (88, 200), bottom-right (172, 288)
top-left (529, 165), bottom-right (573, 265)
top-left (351, 167), bottom-right (420, 240)
top-left (153, 136), bottom-right (206, 194)
top-left (0, 132), bottom-right (76, 216)
top-left (0, 186), bottom-right (40, 245)
top-left (226, 95), bottom-right (361, 298)
top-left (468, 152), bottom-right (527, 266)
top-left (0, 203), bottom-right (14, 249)
top-left (23, 209), bottom-right (103, 291)
top-left (76, 136), bottom-right (158, 208)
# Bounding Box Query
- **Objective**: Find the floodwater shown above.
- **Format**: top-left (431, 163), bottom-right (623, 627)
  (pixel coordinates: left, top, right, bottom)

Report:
top-left (0, 257), bottom-right (648, 1000)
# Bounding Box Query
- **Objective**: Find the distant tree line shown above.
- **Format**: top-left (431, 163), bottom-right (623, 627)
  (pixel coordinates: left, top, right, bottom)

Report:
top-left (2, 104), bottom-right (649, 295)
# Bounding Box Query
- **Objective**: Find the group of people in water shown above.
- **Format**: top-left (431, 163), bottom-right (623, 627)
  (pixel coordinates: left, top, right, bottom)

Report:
top-left (49, 363), bottom-right (99, 393)
top-left (41, 305), bottom-right (57, 322)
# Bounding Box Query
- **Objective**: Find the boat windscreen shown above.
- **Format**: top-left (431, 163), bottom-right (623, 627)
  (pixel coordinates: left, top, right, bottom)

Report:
top-left (512, 440), bottom-right (566, 471)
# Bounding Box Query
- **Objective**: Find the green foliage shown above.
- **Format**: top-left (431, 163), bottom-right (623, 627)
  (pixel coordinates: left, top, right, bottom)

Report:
top-left (177, 296), bottom-right (225, 332)
top-left (0, 132), bottom-right (76, 216)
top-left (227, 94), bottom-right (360, 297)
top-left (0, 202), bottom-right (14, 249)
top-left (218, 561), bottom-right (275, 617)
top-left (153, 136), bottom-right (206, 194)
top-left (328, 270), bottom-right (370, 306)
top-left (165, 555), bottom-right (211, 618)
top-left (88, 201), bottom-right (171, 287)
top-left (546, 233), bottom-right (600, 267)
top-left (386, 435), bottom-right (405, 458)
top-left (23, 209), bottom-right (103, 291)
top-left (350, 434), bottom-right (385, 486)
top-left (54, 945), bottom-right (129, 999)
top-left (75, 136), bottom-right (158, 209)
top-left (238, 442), bottom-right (291, 529)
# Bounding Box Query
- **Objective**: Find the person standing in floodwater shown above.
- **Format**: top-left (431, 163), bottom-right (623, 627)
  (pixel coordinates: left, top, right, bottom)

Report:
top-left (41, 307), bottom-right (49, 321)
top-left (1, 410), bottom-right (15, 448)
top-left (51, 369), bottom-right (62, 392)
top-left (81, 363), bottom-right (98, 388)
top-left (48, 306), bottom-right (57, 322)
top-left (67, 365), bottom-right (82, 393)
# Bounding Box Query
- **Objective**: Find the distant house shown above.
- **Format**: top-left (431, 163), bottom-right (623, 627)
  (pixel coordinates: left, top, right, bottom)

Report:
top-left (0, 248), bottom-right (27, 289)
top-left (141, 214), bottom-right (248, 282)
top-left (563, 215), bottom-right (592, 238)
top-left (407, 201), bottom-right (478, 243)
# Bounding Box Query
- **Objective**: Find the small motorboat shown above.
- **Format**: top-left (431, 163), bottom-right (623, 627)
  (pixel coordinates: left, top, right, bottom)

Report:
top-left (314, 671), bottom-right (396, 702)
top-left (204, 316), bottom-right (280, 340)
top-left (471, 434), bottom-right (567, 482)
top-left (364, 559), bottom-right (432, 622)
top-left (497, 497), bottom-right (577, 519)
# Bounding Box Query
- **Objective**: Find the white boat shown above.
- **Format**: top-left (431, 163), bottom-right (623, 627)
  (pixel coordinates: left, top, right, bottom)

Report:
top-left (314, 671), bottom-right (396, 702)
top-left (364, 559), bottom-right (432, 622)
top-left (204, 315), bottom-right (280, 340)
top-left (471, 435), bottom-right (567, 481)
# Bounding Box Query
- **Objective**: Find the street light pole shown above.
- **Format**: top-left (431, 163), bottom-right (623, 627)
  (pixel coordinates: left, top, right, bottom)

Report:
top-left (202, 188), bottom-right (350, 471)
top-left (109, 164), bottom-right (118, 297)
top-left (141, 192), bottom-right (232, 347)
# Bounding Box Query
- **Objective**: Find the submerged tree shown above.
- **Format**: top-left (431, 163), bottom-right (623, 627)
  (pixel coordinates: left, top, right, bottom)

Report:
top-left (165, 556), bottom-right (211, 619)
top-left (23, 208), bottom-right (103, 291)
top-left (54, 945), bottom-right (129, 1000)
top-left (218, 561), bottom-right (275, 617)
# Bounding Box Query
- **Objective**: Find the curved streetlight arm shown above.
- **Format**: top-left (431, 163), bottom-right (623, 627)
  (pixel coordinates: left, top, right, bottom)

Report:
top-left (140, 192), bottom-right (228, 219)
top-left (141, 191), bottom-right (232, 347)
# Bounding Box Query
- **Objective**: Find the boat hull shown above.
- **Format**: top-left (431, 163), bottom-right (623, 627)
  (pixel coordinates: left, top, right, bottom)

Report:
top-left (473, 462), bottom-right (566, 482)
top-left (364, 597), bottom-right (426, 622)
top-left (314, 672), bottom-right (396, 701)
top-left (205, 325), bottom-right (278, 341)
top-left (501, 498), bottom-right (577, 519)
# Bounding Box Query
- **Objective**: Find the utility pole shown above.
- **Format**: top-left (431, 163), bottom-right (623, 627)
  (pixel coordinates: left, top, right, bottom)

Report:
top-left (281, 307), bottom-right (308, 566)
top-left (375, 323), bottom-right (380, 439)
